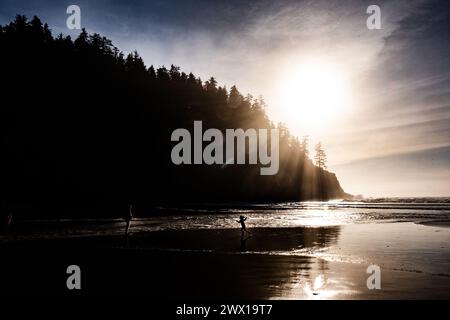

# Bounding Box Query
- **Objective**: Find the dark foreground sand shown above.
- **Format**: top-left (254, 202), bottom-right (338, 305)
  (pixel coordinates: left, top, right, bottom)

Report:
top-left (1, 227), bottom-right (449, 299)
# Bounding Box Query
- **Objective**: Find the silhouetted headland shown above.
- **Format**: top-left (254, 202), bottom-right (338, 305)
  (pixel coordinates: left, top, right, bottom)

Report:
top-left (0, 15), bottom-right (350, 219)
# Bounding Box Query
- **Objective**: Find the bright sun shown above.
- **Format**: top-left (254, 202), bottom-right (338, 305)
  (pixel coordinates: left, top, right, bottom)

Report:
top-left (277, 59), bottom-right (351, 135)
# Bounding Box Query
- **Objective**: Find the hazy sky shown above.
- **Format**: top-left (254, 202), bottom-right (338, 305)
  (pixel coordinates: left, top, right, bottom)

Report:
top-left (1, 0), bottom-right (449, 197)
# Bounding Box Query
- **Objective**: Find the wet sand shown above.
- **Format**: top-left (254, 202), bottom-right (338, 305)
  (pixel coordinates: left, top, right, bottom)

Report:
top-left (1, 223), bottom-right (449, 299)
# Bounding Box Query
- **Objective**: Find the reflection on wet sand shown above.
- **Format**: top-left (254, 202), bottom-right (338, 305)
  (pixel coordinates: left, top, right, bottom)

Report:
top-left (130, 225), bottom-right (342, 253)
top-left (274, 257), bottom-right (360, 299)
top-left (240, 234), bottom-right (252, 252)
top-left (1, 222), bottom-right (449, 299)
top-left (1, 225), bottom-right (349, 299)
top-left (124, 225), bottom-right (348, 299)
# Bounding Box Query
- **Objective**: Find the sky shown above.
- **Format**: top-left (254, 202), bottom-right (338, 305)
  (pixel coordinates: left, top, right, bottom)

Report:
top-left (1, 0), bottom-right (449, 197)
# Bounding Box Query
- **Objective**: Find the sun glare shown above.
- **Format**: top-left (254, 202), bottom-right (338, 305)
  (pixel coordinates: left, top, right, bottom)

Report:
top-left (277, 59), bottom-right (351, 135)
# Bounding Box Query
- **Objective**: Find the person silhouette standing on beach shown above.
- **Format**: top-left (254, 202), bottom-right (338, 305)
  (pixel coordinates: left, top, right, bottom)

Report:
top-left (125, 204), bottom-right (133, 236)
top-left (236, 215), bottom-right (251, 236)
top-left (4, 212), bottom-right (12, 230)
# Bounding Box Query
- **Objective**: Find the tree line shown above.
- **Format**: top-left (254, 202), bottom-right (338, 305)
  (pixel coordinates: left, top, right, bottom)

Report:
top-left (0, 15), bottom-right (346, 218)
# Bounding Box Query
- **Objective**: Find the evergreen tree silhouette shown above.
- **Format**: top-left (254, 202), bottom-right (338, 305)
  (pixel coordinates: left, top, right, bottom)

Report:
top-left (0, 15), bottom-right (348, 218)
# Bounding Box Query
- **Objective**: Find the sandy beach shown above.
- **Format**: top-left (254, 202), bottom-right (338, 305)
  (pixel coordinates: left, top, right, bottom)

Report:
top-left (1, 219), bottom-right (449, 299)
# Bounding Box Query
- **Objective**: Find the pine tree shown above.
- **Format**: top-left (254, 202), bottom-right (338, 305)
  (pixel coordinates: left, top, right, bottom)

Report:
top-left (148, 65), bottom-right (156, 80)
top-left (74, 28), bottom-right (89, 49)
top-left (301, 136), bottom-right (310, 157)
top-left (169, 64), bottom-right (181, 82)
top-left (314, 142), bottom-right (327, 169)
top-left (204, 76), bottom-right (218, 93)
top-left (228, 85), bottom-right (242, 109)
